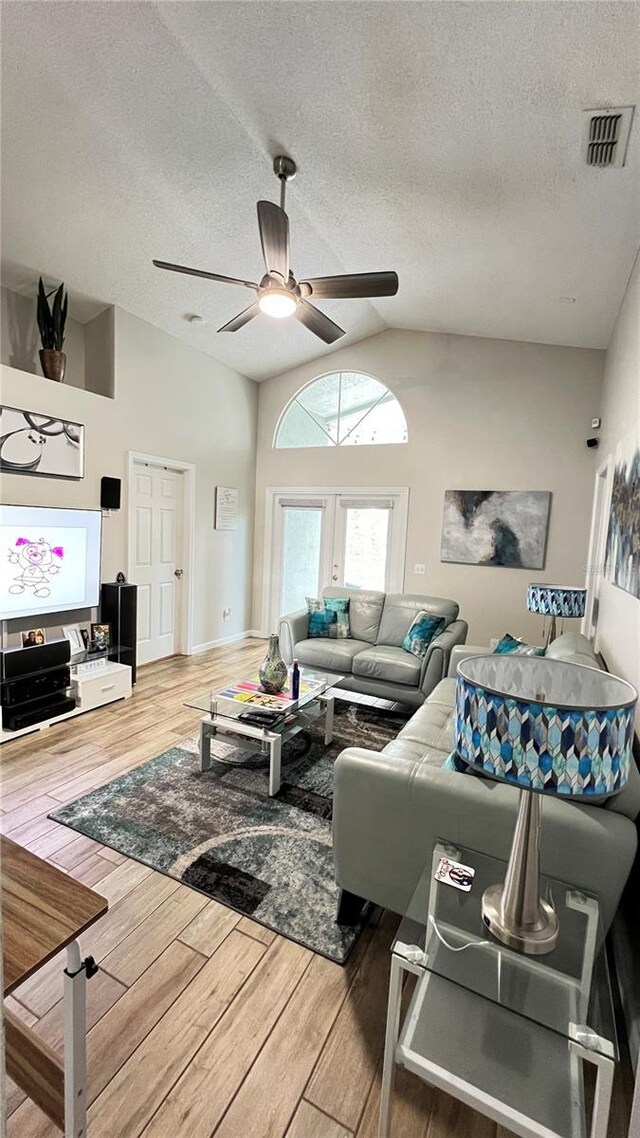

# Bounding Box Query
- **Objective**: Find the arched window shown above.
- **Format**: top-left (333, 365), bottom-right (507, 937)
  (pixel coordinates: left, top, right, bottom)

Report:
top-left (274, 371), bottom-right (408, 449)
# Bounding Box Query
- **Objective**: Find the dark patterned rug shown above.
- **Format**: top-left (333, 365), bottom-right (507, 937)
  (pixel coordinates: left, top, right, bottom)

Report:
top-left (49, 700), bottom-right (408, 962)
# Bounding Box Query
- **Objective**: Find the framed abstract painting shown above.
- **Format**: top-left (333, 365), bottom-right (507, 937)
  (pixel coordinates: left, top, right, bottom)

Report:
top-left (604, 433), bottom-right (640, 600)
top-left (0, 406), bottom-right (85, 479)
top-left (440, 490), bottom-right (551, 569)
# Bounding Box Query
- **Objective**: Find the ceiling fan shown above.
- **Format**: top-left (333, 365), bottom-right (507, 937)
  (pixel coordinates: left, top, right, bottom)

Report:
top-left (153, 156), bottom-right (399, 344)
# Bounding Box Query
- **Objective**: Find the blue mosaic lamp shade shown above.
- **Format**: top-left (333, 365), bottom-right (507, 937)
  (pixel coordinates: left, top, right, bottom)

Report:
top-left (526, 584), bottom-right (587, 619)
top-left (455, 655), bottom-right (637, 798)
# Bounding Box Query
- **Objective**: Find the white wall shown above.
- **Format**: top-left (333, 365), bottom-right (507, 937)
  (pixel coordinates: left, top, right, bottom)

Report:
top-left (254, 329), bottom-right (604, 644)
top-left (1, 306), bottom-right (258, 650)
top-left (595, 250), bottom-right (640, 696)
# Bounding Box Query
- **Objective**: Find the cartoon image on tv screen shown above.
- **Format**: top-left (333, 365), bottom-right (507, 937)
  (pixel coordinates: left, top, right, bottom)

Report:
top-left (8, 537), bottom-right (64, 598)
top-left (1, 526), bottom-right (88, 616)
top-left (0, 406), bottom-right (85, 479)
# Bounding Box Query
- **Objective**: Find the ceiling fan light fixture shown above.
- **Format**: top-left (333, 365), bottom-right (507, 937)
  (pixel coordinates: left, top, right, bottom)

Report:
top-left (258, 288), bottom-right (297, 318)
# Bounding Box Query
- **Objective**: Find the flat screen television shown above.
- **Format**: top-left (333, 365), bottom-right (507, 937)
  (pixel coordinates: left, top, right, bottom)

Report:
top-left (0, 505), bottom-right (102, 621)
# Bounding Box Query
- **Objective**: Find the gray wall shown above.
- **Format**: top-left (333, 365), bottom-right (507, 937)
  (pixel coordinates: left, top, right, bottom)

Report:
top-left (598, 249), bottom-right (640, 1070)
top-left (1, 305), bottom-right (258, 649)
top-left (254, 328), bottom-right (605, 643)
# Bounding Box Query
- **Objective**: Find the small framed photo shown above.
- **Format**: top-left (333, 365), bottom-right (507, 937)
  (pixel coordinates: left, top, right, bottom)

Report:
top-left (62, 625), bottom-right (84, 653)
top-left (80, 628), bottom-right (90, 648)
top-left (91, 623), bottom-right (111, 650)
top-left (22, 628), bottom-right (46, 648)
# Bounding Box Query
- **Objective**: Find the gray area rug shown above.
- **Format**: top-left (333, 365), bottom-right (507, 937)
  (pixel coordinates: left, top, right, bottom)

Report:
top-left (50, 700), bottom-right (407, 962)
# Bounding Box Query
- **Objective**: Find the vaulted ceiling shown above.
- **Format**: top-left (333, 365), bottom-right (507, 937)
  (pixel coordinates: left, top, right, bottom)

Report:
top-left (1, 1), bottom-right (638, 381)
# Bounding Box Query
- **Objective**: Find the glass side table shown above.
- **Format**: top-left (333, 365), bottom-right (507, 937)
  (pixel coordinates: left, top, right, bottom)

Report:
top-left (379, 840), bottom-right (618, 1138)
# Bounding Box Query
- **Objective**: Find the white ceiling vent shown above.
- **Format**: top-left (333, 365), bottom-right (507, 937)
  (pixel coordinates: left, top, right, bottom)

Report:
top-left (583, 106), bottom-right (635, 168)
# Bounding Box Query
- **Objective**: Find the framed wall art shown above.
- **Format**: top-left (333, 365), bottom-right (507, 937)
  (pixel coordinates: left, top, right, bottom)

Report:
top-left (0, 406), bottom-right (85, 479)
top-left (440, 490), bottom-right (551, 569)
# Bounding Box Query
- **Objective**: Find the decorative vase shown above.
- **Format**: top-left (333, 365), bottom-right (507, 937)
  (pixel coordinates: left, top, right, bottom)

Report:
top-left (259, 634), bottom-right (288, 694)
top-left (39, 349), bottom-right (66, 383)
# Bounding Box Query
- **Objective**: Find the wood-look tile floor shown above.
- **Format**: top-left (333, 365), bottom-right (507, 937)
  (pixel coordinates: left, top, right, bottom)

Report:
top-left (1, 641), bottom-right (632, 1138)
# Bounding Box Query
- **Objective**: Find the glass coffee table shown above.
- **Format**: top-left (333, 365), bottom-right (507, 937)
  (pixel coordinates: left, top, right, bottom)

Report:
top-left (380, 840), bottom-right (617, 1138)
top-left (184, 668), bottom-right (343, 796)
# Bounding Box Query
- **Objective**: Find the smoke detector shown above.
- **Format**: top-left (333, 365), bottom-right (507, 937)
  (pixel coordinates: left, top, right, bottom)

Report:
top-left (582, 107), bottom-right (635, 168)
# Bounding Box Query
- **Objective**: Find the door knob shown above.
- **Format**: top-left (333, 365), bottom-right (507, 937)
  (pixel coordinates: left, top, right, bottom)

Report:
top-left (174, 568), bottom-right (183, 579)
top-left (332, 574), bottom-right (338, 582)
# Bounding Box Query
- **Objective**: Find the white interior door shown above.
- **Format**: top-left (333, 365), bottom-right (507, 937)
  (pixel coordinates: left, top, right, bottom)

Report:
top-left (131, 462), bottom-right (184, 664)
top-left (268, 488), bottom-right (408, 626)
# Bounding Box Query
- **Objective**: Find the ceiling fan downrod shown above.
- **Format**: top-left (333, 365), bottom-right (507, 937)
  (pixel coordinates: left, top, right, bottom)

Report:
top-left (273, 155), bottom-right (296, 211)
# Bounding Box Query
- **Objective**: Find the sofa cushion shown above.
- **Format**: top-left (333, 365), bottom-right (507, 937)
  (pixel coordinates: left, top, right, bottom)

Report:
top-left (397, 679), bottom-right (456, 752)
top-left (382, 737), bottom-right (446, 769)
top-left (323, 587), bottom-right (385, 644)
top-left (306, 596), bottom-right (350, 638)
top-left (294, 637), bottom-right (370, 673)
top-left (377, 594), bottom-right (459, 647)
top-left (402, 612), bottom-right (446, 658)
top-left (494, 632), bottom-right (544, 656)
top-left (352, 645), bottom-right (422, 687)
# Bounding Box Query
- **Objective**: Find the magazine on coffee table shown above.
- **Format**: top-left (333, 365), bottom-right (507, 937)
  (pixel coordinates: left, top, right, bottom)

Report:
top-left (216, 673), bottom-right (325, 710)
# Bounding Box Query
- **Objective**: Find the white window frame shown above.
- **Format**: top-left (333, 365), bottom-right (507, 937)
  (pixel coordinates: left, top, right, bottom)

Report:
top-left (273, 370), bottom-right (408, 449)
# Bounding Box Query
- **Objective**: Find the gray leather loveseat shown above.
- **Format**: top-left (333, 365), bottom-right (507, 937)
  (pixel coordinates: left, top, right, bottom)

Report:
top-left (333, 631), bottom-right (639, 933)
top-left (279, 587), bottom-right (468, 707)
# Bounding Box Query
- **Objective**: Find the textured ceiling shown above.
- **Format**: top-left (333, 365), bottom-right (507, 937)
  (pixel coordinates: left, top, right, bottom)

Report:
top-left (1, 1), bottom-right (638, 382)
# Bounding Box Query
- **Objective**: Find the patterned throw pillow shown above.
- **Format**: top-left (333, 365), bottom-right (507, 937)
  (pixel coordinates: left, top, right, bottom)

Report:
top-left (402, 611), bottom-right (446, 659)
top-left (324, 597), bottom-right (350, 639)
top-left (306, 597), bottom-right (350, 639)
top-left (494, 633), bottom-right (544, 657)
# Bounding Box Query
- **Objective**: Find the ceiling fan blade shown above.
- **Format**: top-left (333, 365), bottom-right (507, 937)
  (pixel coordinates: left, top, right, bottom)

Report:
top-left (257, 201), bottom-right (289, 281)
top-left (217, 302), bottom-right (260, 333)
top-left (153, 260), bottom-right (258, 290)
top-left (294, 300), bottom-right (345, 344)
top-left (299, 271), bottom-right (399, 299)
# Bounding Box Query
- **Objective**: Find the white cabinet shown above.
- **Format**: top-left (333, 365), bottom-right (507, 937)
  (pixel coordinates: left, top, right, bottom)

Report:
top-left (71, 662), bottom-right (132, 711)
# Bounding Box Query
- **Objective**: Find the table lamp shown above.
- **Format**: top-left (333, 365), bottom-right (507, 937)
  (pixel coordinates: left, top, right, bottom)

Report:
top-left (526, 584), bottom-right (587, 648)
top-left (455, 654), bottom-right (637, 955)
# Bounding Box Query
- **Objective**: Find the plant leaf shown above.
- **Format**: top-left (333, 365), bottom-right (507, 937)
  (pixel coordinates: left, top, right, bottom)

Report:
top-left (51, 285), bottom-right (63, 350)
top-left (37, 276), bottom-right (53, 348)
top-left (60, 290), bottom-right (68, 349)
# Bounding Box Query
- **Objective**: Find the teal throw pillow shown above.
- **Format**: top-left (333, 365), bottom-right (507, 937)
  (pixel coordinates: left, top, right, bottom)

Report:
top-left (402, 611), bottom-right (446, 659)
top-left (494, 633), bottom-right (544, 657)
top-left (306, 597), bottom-right (350, 639)
top-left (324, 597), bottom-right (350, 639)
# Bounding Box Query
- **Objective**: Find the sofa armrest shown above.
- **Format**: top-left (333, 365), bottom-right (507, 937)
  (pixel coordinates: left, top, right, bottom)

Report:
top-left (278, 609), bottom-right (308, 665)
top-left (419, 619), bottom-right (468, 697)
top-left (447, 643), bottom-right (491, 678)
top-left (333, 748), bottom-right (637, 934)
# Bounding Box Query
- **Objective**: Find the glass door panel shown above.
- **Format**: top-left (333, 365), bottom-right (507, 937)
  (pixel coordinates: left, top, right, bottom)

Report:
top-left (279, 507), bottom-right (324, 615)
top-left (341, 508), bottom-right (390, 590)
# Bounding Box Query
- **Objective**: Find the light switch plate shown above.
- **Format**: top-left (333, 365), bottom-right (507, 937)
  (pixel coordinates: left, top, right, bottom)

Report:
top-left (414, 563), bottom-right (426, 575)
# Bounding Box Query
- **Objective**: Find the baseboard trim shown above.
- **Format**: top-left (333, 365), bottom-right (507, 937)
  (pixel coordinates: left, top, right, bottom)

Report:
top-left (190, 630), bottom-right (265, 654)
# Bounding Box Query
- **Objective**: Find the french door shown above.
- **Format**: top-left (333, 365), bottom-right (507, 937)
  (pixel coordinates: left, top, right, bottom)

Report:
top-left (267, 488), bottom-right (408, 628)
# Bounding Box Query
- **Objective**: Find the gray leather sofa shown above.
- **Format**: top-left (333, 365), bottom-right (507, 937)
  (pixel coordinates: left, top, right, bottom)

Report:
top-left (333, 631), bottom-right (640, 933)
top-left (279, 587), bottom-right (468, 707)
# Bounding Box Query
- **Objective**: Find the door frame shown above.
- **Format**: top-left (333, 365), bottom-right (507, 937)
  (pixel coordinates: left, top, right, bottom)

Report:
top-left (262, 485), bottom-right (409, 630)
top-left (126, 451), bottom-right (196, 657)
top-left (583, 456), bottom-right (612, 647)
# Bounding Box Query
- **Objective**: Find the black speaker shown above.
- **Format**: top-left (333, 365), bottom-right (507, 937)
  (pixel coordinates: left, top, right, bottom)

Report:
top-left (100, 582), bottom-right (137, 684)
top-left (1, 639), bottom-right (70, 680)
top-left (101, 477), bottom-right (121, 510)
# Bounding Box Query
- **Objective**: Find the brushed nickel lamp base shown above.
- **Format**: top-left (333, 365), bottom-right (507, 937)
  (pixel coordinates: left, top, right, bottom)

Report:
top-left (481, 787), bottom-right (559, 956)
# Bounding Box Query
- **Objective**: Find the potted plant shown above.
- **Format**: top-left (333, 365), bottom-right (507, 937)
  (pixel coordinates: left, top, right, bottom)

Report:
top-left (37, 277), bottom-right (68, 382)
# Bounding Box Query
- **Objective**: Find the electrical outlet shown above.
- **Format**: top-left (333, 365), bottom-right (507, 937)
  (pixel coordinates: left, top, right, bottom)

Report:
top-left (223, 608), bottom-right (231, 621)
top-left (414, 563), bottom-right (426, 576)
